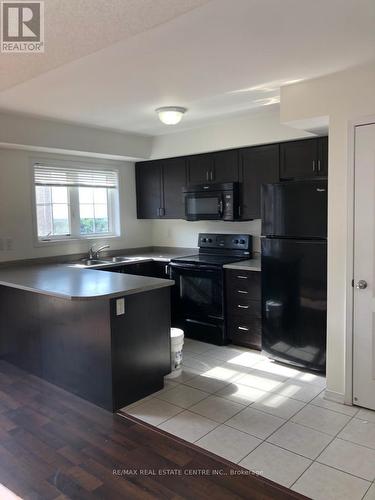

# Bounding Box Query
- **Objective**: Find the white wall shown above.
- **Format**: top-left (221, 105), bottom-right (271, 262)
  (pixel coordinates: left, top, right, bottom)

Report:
top-left (0, 148), bottom-right (152, 262)
top-left (150, 107), bottom-right (314, 159)
top-left (280, 61), bottom-right (375, 402)
top-left (152, 219), bottom-right (262, 252)
top-left (0, 112), bottom-right (153, 161)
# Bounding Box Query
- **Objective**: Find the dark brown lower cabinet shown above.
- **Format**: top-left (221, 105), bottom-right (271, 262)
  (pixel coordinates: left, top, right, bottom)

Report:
top-left (100, 261), bottom-right (169, 278)
top-left (0, 285), bottom-right (171, 412)
top-left (124, 260), bottom-right (169, 278)
top-left (225, 269), bottom-right (261, 350)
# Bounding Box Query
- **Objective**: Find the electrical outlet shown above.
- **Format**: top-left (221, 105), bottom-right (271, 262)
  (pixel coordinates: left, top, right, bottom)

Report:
top-left (116, 298), bottom-right (125, 316)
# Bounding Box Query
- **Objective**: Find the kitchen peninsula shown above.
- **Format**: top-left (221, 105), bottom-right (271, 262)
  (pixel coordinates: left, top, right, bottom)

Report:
top-left (0, 264), bottom-right (174, 412)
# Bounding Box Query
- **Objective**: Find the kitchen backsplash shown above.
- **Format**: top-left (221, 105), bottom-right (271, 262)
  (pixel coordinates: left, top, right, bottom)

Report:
top-left (151, 219), bottom-right (262, 253)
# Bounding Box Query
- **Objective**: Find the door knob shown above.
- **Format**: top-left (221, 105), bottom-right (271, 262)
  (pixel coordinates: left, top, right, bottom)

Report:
top-left (356, 280), bottom-right (368, 289)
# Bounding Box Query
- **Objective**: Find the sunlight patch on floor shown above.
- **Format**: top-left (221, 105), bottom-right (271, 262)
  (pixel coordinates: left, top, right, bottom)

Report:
top-left (201, 366), bottom-right (243, 382)
top-left (0, 484), bottom-right (22, 500)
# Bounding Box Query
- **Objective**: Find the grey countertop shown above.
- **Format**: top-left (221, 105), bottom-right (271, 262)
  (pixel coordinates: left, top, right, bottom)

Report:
top-left (223, 256), bottom-right (261, 272)
top-left (0, 264), bottom-right (174, 301)
top-left (0, 247), bottom-right (196, 301)
top-left (0, 247), bottom-right (261, 300)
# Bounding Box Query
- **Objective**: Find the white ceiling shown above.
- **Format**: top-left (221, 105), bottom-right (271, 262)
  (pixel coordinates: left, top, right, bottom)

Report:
top-left (0, 0), bottom-right (210, 91)
top-left (0, 0), bottom-right (374, 135)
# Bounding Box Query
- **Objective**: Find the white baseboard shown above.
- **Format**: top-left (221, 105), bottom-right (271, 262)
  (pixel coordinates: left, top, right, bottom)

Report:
top-left (323, 389), bottom-right (346, 404)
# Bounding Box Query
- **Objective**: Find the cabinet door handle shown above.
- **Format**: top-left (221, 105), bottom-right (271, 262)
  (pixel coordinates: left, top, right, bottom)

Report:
top-left (238, 305), bottom-right (249, 309)
top-left (238, 326), bottom-right (249, 331)
top-left (165, 265), bottom-right (169, 275)
top-left (317, 160), bottom-right (321, 172)
top-left (206, 171), bottom-right (209, 181)
top-left (237, 275), bottom-right (248, 279)
top-left (210, 171), bottom-right (214, 181)
top-left (312, 160), bottom-right (316, 172)
top-left (237, 290), bottom-right (248, 294)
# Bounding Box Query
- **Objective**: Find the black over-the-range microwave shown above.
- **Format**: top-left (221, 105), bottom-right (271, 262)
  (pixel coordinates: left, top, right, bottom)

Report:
top-left (183, 182), bottom-right (240, 221)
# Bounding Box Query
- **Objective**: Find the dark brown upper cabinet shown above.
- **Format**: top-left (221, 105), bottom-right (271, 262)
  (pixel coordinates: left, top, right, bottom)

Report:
top-left (280, 137), bottom-right (328, 180)
top-left (136, 136), bottom-right (328, 220)
top-left (239, 144), bottom-right (280, 220)
top-left (318, 136), bottom-right (328, 177)
top-left (136, 157), bottom-right (186, 219)
top-left (162, 157), bottom-right (187, 218)
top-left (187, 149), bottom-right (238, 185)
top-left (212, 150), bottom-right (239, 183)
top-left (187, 153), bottom-right (214, 184)
top-left (136, 161), bottom-right (162, 219)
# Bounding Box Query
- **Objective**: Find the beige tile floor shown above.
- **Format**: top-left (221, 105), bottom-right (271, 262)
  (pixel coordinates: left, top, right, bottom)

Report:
top-left (122, 338), bottom-right (375, 500)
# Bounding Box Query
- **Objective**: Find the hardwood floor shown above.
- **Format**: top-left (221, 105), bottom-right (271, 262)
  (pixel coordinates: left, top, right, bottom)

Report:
top-left (0, 361), bottom-right (307, 499)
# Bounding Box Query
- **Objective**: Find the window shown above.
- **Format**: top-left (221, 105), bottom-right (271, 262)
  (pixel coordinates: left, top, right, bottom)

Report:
top-left (79, 187), bottom-right (109, 235)
top-left (33, 163), bottom-right (120, 242)
top-left (36, 186), bottom-right (70, 238)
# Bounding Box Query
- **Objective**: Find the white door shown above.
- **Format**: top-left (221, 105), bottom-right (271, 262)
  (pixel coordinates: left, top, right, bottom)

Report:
top-left (353, 122), bottom-right (375, 410)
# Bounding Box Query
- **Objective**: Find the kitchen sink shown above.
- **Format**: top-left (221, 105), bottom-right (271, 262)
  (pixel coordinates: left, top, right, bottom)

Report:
top-left (71, 256), bottom-right (148, 268)
top-left (103, 256), bottom-right (134, 263)
top-left (75, 259), bottom-right (109, 266)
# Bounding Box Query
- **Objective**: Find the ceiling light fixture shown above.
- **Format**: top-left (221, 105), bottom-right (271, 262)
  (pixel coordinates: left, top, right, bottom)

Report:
top-left (156, 106), bottom-right (187, 125)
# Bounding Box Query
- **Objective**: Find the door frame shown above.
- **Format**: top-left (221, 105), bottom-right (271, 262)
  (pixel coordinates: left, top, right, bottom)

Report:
top-left (346, 115), bottom-right (375, 405)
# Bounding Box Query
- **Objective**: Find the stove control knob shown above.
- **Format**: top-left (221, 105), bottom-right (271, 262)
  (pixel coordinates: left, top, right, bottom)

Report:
top-left (239, 239), bottom-right (245, 244)
top-left (202, 238), bottom-right (207, 243)
top-left (233, 239), bottom-right (239, 244)
top-left (208, 238), bottom-right (212, 243)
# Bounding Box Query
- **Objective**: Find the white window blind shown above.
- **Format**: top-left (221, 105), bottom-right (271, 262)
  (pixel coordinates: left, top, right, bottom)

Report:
top-left (34, 164), bottom-right (118, 188)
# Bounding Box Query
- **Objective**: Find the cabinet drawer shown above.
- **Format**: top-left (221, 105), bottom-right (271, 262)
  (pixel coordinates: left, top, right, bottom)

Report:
top-left (227, 315), bottom-right (261, 350)
top-left (227, 298), bottom-right (261, 319)
top-left (225, 269), bottom-right (261, 300)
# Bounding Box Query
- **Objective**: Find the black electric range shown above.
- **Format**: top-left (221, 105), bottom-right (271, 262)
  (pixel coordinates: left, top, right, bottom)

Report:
top-left (169, 233), bottom-right (252, 345)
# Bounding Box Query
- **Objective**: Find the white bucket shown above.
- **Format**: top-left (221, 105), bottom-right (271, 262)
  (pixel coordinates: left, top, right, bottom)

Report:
top-left (170, 327), bottom-right (184, 377)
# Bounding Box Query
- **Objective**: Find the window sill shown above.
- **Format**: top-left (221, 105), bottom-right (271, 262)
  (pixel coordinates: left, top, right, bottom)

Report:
top-left (34, 234), bottom-right (121, 248)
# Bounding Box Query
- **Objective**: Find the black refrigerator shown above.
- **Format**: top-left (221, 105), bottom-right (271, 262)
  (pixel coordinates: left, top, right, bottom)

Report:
top-left (261, 179), bottom-right (327, 373)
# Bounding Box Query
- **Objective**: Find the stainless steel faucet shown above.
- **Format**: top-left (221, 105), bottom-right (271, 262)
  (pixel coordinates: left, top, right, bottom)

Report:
top-left (88, 244), bottom-right (110, 260)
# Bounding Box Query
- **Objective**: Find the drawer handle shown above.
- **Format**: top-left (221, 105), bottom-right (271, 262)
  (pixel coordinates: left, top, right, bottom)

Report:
top-left (237, 275), bottom-right (248, 279)
top-left (238, 326), bottom-right (249, 331)
top-left (238, 305), bottom-right (249, 309)
top-left (237, 290), bottom-right (248, 294)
